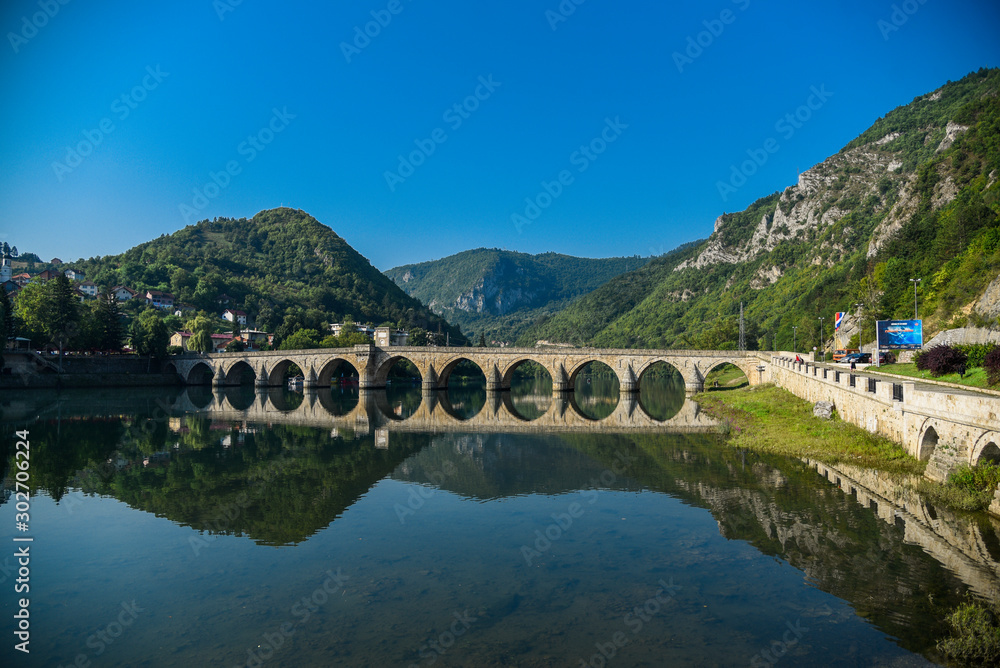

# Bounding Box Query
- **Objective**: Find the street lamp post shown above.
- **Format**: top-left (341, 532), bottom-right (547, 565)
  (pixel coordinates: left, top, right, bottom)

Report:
top-left (854, 302), bottom-right (864, 352)
top-left (792, 326), bottom-right (797, 354)
top-left (909, 278), bottom-right (921, 319)
top-left (818, 317), bottom-right (826, 362)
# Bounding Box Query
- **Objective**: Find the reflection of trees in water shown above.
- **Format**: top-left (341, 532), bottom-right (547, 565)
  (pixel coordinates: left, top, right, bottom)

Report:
top-left (573, 375), bottom-right (619, 421)
top-left (507, 374), bottom-right (553, 421)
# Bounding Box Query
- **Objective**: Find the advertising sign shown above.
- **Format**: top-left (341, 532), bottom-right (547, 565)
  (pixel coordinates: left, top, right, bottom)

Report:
top-left (876, 320), bottom-right (923, 350)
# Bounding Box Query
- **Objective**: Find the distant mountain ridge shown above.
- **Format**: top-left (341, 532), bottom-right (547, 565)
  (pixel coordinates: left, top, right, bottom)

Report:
top-left (520, 68), bottom-right (1000, 350)
top-left (385, 249), bottom-right (649, 342)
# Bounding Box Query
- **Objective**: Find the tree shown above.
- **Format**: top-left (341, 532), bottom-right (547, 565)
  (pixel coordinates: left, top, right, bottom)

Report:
top-left (0, 287), bottom-right (14, 343)
top-left (478, 333), bottom-right (486, 347)
top-left (231, 317), bottom-right (242, 341)
top-left (131, 310), bottom-right (169, 368)
top-left (45, 274), bottom-right (80, 358)
top-left (409, 327), bottom-right (427, 347)
top-left (95, 288), bottom-right (125, 352)
top-left (279, 329), bottom-right (321, 350)
top-left (185, 315), bottom-right (214, 353)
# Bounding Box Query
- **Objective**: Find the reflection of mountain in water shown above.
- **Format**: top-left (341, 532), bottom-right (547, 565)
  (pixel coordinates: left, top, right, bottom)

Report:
top-left (392, 433), bottom-right (642, 500)
top-left (562, 432), bottom-right (1000, 658)
top-left (6, 386), bottom-right (1000, 660)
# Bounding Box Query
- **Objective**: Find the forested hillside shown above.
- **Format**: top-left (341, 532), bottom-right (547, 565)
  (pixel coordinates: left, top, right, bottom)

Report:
top-left (70, 208), bottom-right (464, 343)
top-left (385, 249), bottom-right (649, 343)
top-left (520, 68), bottom-right (1000, 351)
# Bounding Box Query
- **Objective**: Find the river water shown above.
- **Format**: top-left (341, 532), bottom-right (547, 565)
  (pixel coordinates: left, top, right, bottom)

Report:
top-left (1, 377), bottom-right (998, 667)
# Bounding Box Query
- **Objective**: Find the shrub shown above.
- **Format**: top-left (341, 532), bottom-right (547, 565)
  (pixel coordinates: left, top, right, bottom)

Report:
top-left (955, 343), bottom-right (998, 368)
top-left (166, 345), bottom-right (184, 356)
top-left (937, 598), bottom-right (1000, 664)
top-left (985, 346), bottom-right (1000, 386)
top-left (916, 344), bottom-right (968, 376)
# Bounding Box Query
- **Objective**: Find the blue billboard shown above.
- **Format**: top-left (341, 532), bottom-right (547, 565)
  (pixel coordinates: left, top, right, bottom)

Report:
top-left (876, 320), bottom-right (923, 350)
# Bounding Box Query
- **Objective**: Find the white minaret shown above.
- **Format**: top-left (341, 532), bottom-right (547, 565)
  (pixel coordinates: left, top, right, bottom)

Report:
top-left (0, 251), bottom-right (11, 283)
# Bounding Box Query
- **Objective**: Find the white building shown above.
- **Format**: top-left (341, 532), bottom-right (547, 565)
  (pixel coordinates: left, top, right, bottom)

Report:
top-left (79, 280), bottom-right (99, 297)
top-left (223, 309), bottom-right (248, 326)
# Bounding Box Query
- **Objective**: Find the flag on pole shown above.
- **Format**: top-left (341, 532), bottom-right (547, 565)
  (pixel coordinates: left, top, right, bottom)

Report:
top-left (835, 312), bottom-right (845, 330)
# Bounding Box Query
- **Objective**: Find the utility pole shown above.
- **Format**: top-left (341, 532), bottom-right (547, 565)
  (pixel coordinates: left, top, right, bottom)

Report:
top-left (792, 326), bottom-right (797, 353)
top-left (818, 317), bottom-right (826, 362)
top-left (854, 302), bottom-right (864, 351)
top-left (909, 278), bottom-right (921, 319)
top-left (738, 302), bottom-right (746, 352)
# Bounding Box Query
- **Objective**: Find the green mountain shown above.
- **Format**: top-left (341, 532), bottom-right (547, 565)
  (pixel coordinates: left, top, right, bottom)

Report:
top-left (71, 208), bottom-right (464, 343)
top-left (520, 68), bottom-right (1000, 351)
top-left (385, 249), bottom-right (649, 343)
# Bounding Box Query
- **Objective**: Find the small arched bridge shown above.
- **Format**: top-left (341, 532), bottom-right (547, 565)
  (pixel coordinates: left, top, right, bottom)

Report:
top-left (169, 345), bottom-right (771, 394)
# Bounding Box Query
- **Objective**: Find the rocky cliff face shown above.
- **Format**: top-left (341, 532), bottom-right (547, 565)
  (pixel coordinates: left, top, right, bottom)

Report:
top-left (675, 109), bottom-right (970, 274)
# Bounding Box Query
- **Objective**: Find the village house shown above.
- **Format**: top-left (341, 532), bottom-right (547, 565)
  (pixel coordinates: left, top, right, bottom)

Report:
top-left (112, 285), bottom-right (137, 302)
top-left (37, 269), bottom-right (60, 282)
top-left (222, 309), bottom-right (248, 326)
top-left (50, 258), bottom-right (62, 266)
top-left (79, 280), bottom-right (99, 297)
top-left (12, 273), bottom-right (31, 288)
top-left (170, 331), bottom-right (235, 353)
top-left (329, 323), bottom-right (376, 338)
top-left (64, 268), bottom-right (85, 281)
top-left (145, 290), bottom-right (175, 309)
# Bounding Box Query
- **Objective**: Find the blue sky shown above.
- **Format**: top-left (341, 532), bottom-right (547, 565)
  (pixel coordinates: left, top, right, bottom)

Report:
top-left (1, 0), bottom-right (998, 270)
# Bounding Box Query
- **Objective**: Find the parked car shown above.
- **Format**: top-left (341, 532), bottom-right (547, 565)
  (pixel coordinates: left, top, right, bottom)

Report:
top-left (832, 349), bottom-right (860, 362)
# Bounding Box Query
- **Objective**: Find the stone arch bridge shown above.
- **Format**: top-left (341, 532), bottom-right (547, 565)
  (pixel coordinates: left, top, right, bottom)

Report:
top-left (169, 345), bottom-right (770, 394)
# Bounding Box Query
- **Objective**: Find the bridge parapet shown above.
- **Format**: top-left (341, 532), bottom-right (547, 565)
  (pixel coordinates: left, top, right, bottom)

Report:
top-left (171, 346), bottom-right (771, 396)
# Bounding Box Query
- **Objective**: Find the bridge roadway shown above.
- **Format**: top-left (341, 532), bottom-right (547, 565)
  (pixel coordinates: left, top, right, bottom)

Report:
top-left (170, 386), bottom-right (720, 434)
top-left (168, 345), bottom-right (771, 395)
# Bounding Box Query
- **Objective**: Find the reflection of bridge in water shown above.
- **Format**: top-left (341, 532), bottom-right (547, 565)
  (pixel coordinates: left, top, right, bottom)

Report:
top-left (167, 386), bottom-right (719, 434)
top-left (806, 459), bottom-right (1000, 601)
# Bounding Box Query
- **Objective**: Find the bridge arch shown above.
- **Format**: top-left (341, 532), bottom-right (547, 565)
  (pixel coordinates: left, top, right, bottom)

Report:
top-left (186, 362), bottom-right (215, 385)
top-left (267, 359), bottom-right (302, 386)
top-left (318, 357), bottom-right (360, 387)
top-left (437, 356), bottom-right (487, 388)
top-left (567, 359), bottom-right (622, 388)
top-left (223, 360), bottom-right (257, 385)
top-left (500, 357), bottom-right (555, 390)
top-left (972, 432), bottom-right (1000, 466)
top-left (374, 354), bottom-right (424, 388)
top-left (917, 421), bottom-right (940, 462)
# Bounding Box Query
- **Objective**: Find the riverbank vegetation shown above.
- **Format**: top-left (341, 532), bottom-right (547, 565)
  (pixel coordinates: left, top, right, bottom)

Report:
top-left (694, 384), bottom-right (924, 476)
top-left (937, 598), bottom-right (1000, 666)
top-left (915, 463), bottom-right (1000, 512)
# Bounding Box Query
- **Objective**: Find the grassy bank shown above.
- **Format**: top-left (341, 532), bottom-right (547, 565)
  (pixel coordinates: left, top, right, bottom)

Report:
top-left (869, 362), bottom-right (993, 390)
top-left (694, 384), bottom-right (925, 477)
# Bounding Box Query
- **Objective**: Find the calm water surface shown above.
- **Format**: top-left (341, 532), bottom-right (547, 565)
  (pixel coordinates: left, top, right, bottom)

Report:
top-left (1, 377), bottom-right (998, 667)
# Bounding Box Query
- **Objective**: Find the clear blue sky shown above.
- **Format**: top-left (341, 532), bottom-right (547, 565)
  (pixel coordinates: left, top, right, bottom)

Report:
top-left (1, 0), bottom-right (998, 270)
